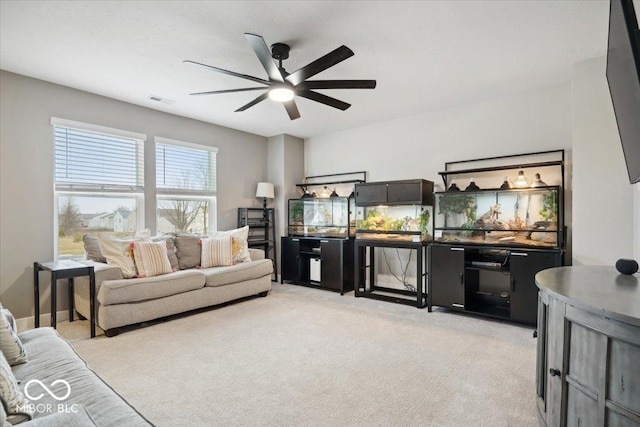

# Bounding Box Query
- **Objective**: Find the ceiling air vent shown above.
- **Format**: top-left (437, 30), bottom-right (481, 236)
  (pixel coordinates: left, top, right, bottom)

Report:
top-left (147, 95), bottom-right (176, 105)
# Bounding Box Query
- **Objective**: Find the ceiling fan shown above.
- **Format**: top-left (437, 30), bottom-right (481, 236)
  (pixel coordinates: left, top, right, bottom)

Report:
top-left (185, 33), bottom-right (376, 120)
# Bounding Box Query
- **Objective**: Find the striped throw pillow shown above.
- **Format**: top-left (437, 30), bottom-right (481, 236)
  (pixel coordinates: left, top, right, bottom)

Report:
top-left (131, 241), bottom-right (173, 278)
top-left (201, 236), bottom-right (234, 268)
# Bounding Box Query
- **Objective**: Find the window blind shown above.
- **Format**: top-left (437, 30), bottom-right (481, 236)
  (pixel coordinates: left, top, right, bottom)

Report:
top-left (54, 125), bottom-right (144, 192)
top-left (156, 139), bottom-right (217, 195)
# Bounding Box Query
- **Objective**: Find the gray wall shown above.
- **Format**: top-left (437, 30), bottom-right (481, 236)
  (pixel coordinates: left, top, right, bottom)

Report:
top-left (0, 71), bottom-right (268, 319)
top-left (268, 134), bottom-right (305, 276)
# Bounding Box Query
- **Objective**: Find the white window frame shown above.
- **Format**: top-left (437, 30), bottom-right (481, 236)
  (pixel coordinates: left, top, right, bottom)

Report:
top-left (154, 137), bottom-right (217, 234)
top-left (52, 118), bottom-right (146, 259)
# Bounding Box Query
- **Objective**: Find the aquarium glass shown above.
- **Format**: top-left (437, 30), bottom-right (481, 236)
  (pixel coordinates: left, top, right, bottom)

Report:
top-left (434, 187), bottom-right (560, 247)
top-left (288, 197), bottom-right (351, 238)
top-left (355, 204), bottom-right (432, 241)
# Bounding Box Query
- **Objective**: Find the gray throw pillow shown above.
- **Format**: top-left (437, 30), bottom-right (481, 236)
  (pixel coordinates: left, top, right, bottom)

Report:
top-left (0, 351), bottom-right (31, 423)
top-left (83, 235), bottom-right (107, 263)
top-left (174, 234), bottom-right (202, 270)
top-left (152, 234), bottom-right (179, 271)
top-left (0, 304), bottom-right (27, 366)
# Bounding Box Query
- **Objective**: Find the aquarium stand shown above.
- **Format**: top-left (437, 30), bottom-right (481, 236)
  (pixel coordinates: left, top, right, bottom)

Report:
top-left (281, 236), bottom-right (355, 295)
top-left (354, 239), bottom-right (429, 308)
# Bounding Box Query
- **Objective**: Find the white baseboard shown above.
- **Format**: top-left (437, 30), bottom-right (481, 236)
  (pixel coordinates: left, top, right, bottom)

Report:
top-left (17, 310), bottom-right (71, 333)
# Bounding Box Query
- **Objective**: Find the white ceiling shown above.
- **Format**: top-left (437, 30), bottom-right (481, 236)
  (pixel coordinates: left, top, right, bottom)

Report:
top-left (0, 1), bottom-right (611, 139)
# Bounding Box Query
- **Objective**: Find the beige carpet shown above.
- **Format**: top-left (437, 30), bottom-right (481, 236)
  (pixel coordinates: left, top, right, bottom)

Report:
top-left (58, 284), bottom-right (538, 427)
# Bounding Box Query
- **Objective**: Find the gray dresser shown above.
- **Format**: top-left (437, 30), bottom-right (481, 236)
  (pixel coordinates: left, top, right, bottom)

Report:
top-left (535, 266), bottom-right (640, 427)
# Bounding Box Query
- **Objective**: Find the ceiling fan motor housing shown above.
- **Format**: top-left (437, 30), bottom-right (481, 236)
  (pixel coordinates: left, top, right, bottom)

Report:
top-left (270, 43), bottom-right (290, 61)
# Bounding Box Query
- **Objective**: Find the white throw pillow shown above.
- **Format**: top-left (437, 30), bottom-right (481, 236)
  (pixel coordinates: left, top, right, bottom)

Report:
top-left (132, 241), bottom-right (174, 277)
top-left (0, 304), bottom-right (27, 366)
top-left (209, 226), bottom-right (252, 263)
top-left (0, 350), bottom-right (31, 419)
top-left (201, 236), bottom-right (234, 268)
top-left (98, 230), bottom-right (151, 278)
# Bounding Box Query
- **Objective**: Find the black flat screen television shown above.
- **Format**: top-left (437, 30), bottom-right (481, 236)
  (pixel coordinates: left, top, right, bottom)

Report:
top-left (606, 0), bottom-right (640, 184)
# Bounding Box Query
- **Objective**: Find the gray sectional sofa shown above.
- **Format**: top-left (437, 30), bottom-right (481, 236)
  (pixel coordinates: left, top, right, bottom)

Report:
top-left (9, 327), bottom-right (151, 426)
top-left (73, 248), bottom-right (273, 337)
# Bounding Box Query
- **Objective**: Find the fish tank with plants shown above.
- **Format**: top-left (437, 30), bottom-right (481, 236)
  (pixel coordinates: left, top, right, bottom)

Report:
top-left (433, 187), bottom-right (562, 248)
top-left (354, 205), bottom-right (433, 242)
top-left (288, 197), bottom-right (354, 238)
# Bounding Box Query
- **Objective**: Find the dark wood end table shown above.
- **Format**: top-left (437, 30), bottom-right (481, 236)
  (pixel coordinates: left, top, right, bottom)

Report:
top-left (34, 260), bottom-right (96, 338)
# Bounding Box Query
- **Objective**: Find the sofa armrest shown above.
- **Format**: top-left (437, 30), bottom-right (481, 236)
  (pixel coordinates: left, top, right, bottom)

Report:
top-left (74, 261), bottom-right (124, 305)
top-left (248, 248), bottom-right (265, 261)
top-left (76, 260), bottom-right (124, 286)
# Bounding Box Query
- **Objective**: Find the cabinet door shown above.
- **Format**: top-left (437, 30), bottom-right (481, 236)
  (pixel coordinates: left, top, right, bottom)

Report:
top-left (430, 245), bottom-right (465, 308)
top-left (387, 181), bottom-right (422, 204)
top-left (354, 183), bottom-right (387, 205)
top-left (536, 292), bottom-right (549, 422)
top-left (320, 239), bottom-right (342, 291)
top-left (281, 237), bottom-right (300, 282)
top-left (545, 296), bottom-right (566, 427)
top-left (510, 251), bottom-right (561, 324)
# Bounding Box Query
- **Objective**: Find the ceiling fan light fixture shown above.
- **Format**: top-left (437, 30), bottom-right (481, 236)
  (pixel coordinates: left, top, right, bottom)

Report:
top-left (268, 87), bottom-right (295, 102)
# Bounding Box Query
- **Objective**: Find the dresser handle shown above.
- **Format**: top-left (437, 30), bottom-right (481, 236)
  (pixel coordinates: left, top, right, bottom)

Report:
top-left (450, 247), bottom-right (465, 252)
top-left (511, 252), bottom-right (528, 257)
top-left (549, 368), bottom-right (561, 377)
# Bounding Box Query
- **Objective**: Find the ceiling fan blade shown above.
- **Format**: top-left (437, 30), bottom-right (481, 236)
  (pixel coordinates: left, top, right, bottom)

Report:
top-left (283, 99), bottom-right (301, 120)
top-left (285, 46), bottom-right (354, 86)
top-left (235, 92), bottom-right (269, 112)
top-left (184, 60), bottom-right (269, 85)
top-left (297, 90), bottom-right (351, 111)
top-left (296, 80), bottom-right (377, 90)
top-left (190, 87), bottom-right (266, 96)
top-left (244, 33), bottom-right (284, 82)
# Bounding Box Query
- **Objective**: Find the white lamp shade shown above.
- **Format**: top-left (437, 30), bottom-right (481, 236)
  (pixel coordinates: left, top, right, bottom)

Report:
top-left (256, 182), bottom-right (275, 199)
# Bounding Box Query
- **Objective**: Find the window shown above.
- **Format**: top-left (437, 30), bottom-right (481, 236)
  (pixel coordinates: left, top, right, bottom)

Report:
top-left (52, 118), bottom-right (145, 258)
top-left (155, 137), bottom-right (217, 234)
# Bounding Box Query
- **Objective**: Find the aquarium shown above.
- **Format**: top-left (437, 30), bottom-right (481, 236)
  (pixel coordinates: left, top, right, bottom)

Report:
top-left (433, 187), bottom-right (562, 248)
top-left (355, 204), bottom-right (433, 242)
top-left (288, 197), bottom-right (353, 238)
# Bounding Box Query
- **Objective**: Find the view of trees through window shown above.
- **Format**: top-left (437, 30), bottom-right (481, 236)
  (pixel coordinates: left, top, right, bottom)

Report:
top-left (157, 198), bottom-right (210, 234)
top-left (57, 195), bottom-right (138, 257)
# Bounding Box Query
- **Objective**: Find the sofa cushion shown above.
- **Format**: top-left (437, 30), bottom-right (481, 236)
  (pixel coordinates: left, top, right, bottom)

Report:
top-left (151, 234), bottom-right (179, 271)
top-left (0, 303), bottom-right (27, 365)
top-left (97, 270), bottom-right (206, 305)
top-left (201, 236), bottom-right (233, 268)
top-left (210, 226), bottom-right (251, 263)
top-left (98, 231), bottom-right (151, 278)
top-left (174, 234), bottom-right (203, 270)
top-left (0, 350), bottom-right (30, 421)
top-left (83, 235), bottom-right (106, 263)
top-left (19, 405), bottom-right (97, 426)
top-left (131, 241), bottom-right (173, 278)
top-left (202, 259), bottom-right (273, 288)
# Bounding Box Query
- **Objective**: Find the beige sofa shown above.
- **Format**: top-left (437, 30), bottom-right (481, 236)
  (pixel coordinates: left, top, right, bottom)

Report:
top-left (73, 248), bottom-right (272, 337)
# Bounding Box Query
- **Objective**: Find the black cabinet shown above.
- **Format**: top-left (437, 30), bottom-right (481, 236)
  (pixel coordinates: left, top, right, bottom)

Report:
top-left (428, 244), bottom-right (562, 325)
top-left (353, 183), bottom-right (387, 205)
top-left (281, 236), bottom-right (354, 294)
top-left (510, 250), bottom-right (561, 324)
top-left (429, 245), bottom-right (465, 309)
top-left (355, 179), bottom-right (433, 206)
top-left (281, 237), bottom-right (300, 282)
